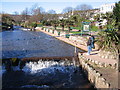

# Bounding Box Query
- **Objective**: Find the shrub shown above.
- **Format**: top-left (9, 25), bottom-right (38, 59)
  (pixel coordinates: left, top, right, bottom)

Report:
top-left (96, 29), bottom-right (120, 52)
top-left (91, 26), bottom-right (99, 31)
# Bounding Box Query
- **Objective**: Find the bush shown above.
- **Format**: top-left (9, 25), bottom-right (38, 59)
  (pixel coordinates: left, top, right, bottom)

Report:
top-left (29, 22), bottom-right (37, 28)
top-left (2, 23), bottom-right (13, 30)
top-left (96, 29), bottom-right (120, 50)
top-left (37, 23), bottom-right (43, 27)
top-left (91, 26), bottom-right (99, 31)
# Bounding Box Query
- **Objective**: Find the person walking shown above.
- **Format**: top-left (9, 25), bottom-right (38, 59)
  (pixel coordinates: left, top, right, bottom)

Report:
top-left (87, 36), bottom-right (92, 55)
top-left (91, 35), bottom-right (95, 49)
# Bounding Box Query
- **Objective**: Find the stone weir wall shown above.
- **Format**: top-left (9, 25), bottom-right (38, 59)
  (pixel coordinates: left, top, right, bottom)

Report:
top-left (78, 53), bottom-right (110, 89)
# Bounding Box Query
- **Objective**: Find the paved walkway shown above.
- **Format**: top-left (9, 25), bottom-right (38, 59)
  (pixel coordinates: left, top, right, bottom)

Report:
top-left (36, 28), bottom-right (119, 88)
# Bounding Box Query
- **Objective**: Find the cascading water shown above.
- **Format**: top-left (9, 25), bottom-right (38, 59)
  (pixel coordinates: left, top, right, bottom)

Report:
top-left (2, 59), bottom-right (94, 89)
top-left (22, 59), bottom-right (75, 74)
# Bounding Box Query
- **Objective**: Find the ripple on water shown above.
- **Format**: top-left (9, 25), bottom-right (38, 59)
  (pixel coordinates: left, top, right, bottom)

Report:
top-left (21, 85), bottom-right (49, 88)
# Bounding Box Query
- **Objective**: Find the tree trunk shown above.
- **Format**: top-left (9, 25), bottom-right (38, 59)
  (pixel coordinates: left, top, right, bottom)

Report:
top-left (62, 25), bottom-right (64, 31)
top-left (68, 26), bottom-right (71, 32)
top-left (55, 26), bottom-right (56, 30)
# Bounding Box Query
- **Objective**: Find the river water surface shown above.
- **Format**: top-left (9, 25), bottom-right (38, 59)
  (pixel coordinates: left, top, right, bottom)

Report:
top-left (1, 26), bottom-right (95, 89)
top-left (2, 27), bottom-right (83, 59)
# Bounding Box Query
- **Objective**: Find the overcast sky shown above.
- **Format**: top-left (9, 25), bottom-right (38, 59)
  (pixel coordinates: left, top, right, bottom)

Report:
top-left (1, 0), bottom-right (119, 14)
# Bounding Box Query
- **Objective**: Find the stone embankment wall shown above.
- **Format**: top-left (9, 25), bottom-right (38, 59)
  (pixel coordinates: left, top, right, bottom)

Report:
top-left (98, 50), bottom-right (118, 60)
top-left (69, 36), bottom-right (87, 46)
top-left (69, 36), bottom-right (99, 50)
top-left (41, 27), bottom-right (66, 36)
top-left (78, 53), bottom-right (111, 88)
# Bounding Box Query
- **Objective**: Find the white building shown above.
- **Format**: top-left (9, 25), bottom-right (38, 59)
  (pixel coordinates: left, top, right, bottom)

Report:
top-left (100, 3), bottom-right (115, 14)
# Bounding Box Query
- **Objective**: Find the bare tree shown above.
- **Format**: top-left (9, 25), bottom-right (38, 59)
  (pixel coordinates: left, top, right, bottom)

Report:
top-left (21, 8), bottom-right (30, 21)
top-left (75, 4), bottom-right (92, 11)
top-left (74, 4), bottom-right (93, 19)
top-left (42, 9), bottom-right (58, 21)
top-left (39, 7), bottom-right (45, 14)
top-left (13, 11), bottom-right (19, 15)
top-left (29, 6), bottom-right (45, 22)
top-left (47, 9), bottom-right (56, 14)
top-left (62, 7), bottom-right (73, 14)
top-left (62, 7), bottom-right (73, 18)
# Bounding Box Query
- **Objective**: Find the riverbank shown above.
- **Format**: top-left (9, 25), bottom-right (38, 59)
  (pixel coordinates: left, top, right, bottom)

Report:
top-left (36, 27), bottom-right (119, 89)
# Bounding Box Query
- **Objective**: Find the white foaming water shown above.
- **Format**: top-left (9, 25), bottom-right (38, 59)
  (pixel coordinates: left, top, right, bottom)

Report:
top-left (22, 59), bottom-right (75, 74)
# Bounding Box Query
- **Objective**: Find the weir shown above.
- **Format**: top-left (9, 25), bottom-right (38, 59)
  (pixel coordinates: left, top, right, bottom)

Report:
top-left (2, 27), bottom-right (95, 89)
top-left (2, 55), bottom-right (95, 89)
top-left (2, 52), bottom-right (95, 89)
top-left (2, 55), bottom-right (80, 70)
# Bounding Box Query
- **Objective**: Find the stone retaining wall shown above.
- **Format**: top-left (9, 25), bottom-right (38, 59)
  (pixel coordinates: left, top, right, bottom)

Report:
top-left (69, 36), bottom-right (99, 50)
top-left (79, 53), bottom-right (117, 70)
top-left (54, 30), bottom-right (59, 35)
top-left (69, 36), bottom-right (87, 46)
top-left (49, 29), bottom-right (53, 33)
top-left (60, 32), bottom-right (66, 37)
top-left (78, 53), bottom-right (111, 88)
top-left (98, 50), bottom-right (118, 60)
top-left (40, 27), bottom-right (66, 36)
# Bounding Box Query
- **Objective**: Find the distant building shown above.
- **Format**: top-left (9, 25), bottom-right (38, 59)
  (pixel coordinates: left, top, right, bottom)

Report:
top-left (58, 14), bottom-right (68, 20)
top-left (100, 3), bottom-right (115, 14)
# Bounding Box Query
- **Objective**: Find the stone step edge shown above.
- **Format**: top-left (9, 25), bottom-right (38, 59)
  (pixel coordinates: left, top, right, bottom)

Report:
top-left (78, 55), bottom-right (111, 88)
top-left (78, 53), bottom-right (117, 70)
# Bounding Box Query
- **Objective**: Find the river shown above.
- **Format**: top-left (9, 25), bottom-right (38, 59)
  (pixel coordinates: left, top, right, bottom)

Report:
top-left (2, 26), bottom-right (83, 59)
top-left (1, 26), bottom-right (95, 89)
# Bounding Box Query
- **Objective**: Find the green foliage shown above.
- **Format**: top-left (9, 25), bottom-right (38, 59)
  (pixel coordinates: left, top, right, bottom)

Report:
top-left (2, 14), bottom-right (14, 25)
top-left (113, 1), bottom-right (120, 30)
top-left (70, 15), bottom-right (84, 27)
top-left (42, 21), bottom-right (51, 26)
top-left (70, 31), bottom-right (81, 34)
top-left (11, 58), bottom-right (17, 63)
top-left (30, 22), bottom-right (37, 28)
top-left (50, 20), bottom-right (60, 30)
top-left (2, 14), bottom-right (14, 30)
top-left (91, 25), bottom-right (99, 31)
top-left (11, 58), bottom-right (19, 66)
top-left (96, 29), bottom-right (120, 51)
top-left (71, 27), bottom-right (82, 30)
top-left (2, 22), bottom-right (13, 30)
top-left (37, 23), bottom-right (43, 27)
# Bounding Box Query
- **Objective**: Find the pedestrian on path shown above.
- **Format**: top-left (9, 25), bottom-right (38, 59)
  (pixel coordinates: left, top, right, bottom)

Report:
top-left (87, 36), bottom-right (92, 55)
top-left (90, 35), bottom-right (95, 49)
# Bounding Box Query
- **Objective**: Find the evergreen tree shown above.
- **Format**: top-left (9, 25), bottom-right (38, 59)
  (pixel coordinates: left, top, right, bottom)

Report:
top-left (113, 1), bottom-right (120, 31)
